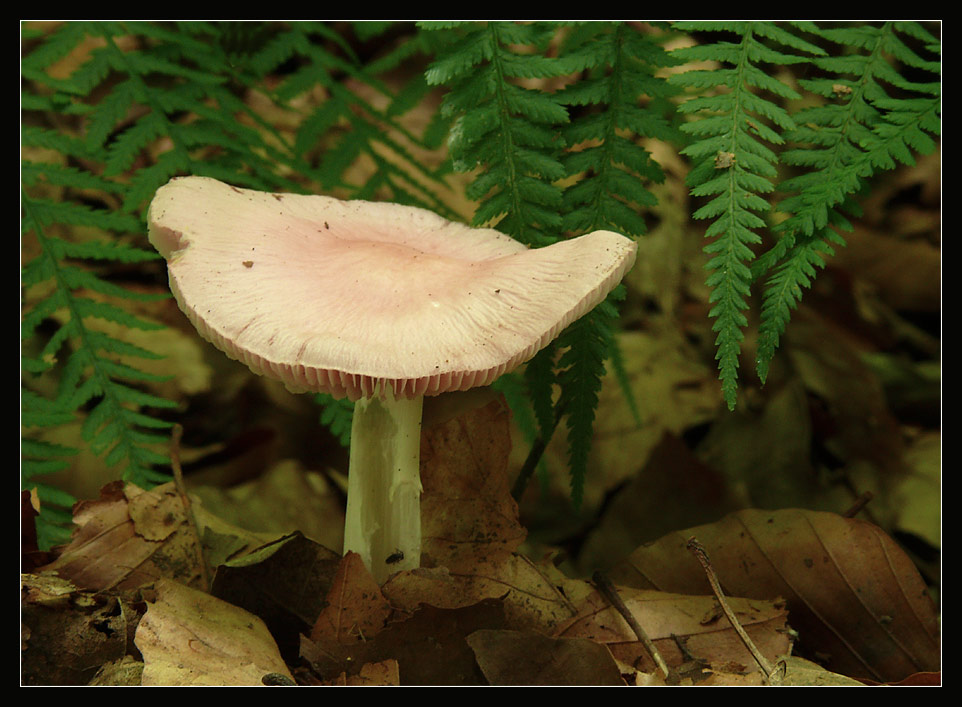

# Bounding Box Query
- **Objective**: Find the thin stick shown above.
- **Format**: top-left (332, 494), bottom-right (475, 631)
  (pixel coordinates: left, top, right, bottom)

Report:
top-left (170, 424), bottom-right (211, 592)
top-left (593, 570), bottom-right (671, 680)
top-left (842, 491), bottom-right (874, 518)
top-left (511, 403), bottom-right (564, 502)
top-left (685, 537), bottom-right (780, 684)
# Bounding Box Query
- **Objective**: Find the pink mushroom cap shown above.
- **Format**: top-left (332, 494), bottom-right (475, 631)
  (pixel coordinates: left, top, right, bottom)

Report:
top-left (148, 176), bottom-right (637, 401)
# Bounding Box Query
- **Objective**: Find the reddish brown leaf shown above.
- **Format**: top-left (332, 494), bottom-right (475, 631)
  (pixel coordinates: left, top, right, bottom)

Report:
top-left (309, 551), bottom-right (393, 644)
top-left (420, 396), bottom-right (526, 571)
top-left (609, 508), bottom-right (940, 682)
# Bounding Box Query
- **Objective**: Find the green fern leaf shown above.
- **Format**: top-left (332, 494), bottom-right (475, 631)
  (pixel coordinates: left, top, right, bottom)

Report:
top-left (670, 21), bottom-right (821, 408)
top-left (557, 22), bottom-right (679, 238)
top-left (555, 292), bottom-right (622, 506)
top-left (424, 21), bottom-right (570, 246)
top-left (754, 21), bottom-right (940, 382)
top-left (316, 393), bottom-right (355, 448)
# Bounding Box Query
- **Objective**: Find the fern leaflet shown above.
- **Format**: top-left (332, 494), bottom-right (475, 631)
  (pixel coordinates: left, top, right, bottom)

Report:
top-left (669, 21), bottom-right (824, 408)
top-left (754, 21), bottom-right (941, 382)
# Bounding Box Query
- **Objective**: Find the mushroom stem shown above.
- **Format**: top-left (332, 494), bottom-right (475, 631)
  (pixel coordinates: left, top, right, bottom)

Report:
top-left (343, 388), bottom-right (423, 584)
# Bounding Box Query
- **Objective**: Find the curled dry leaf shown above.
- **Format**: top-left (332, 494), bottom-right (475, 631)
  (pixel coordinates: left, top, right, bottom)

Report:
top-left (608, 508), bottom-right (940, 682)
top-left (135, 578), bottom-right (292, 686)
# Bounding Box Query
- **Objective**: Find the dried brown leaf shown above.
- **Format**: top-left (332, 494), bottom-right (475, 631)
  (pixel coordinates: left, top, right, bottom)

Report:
top-left (609, 508), bottom-right (940, 682)
top-left (135, 578), bottom-right (292, 686)
top-left (421, 396), bottom-right (526, 571)
top-left (309, 551), bottom-right (393, 644)
top-left (553, 585), bottom-right (790, 677)
top-left (301, 599), bottom-right (506, 685)
top-left (382, 553), bottom-right (585, 634)
top-left (467, 629), bottom-right (626, 686)
top-left (39, 481), bottom-right (270, 592)
top-left (39, 482), bottom-right (202, 591)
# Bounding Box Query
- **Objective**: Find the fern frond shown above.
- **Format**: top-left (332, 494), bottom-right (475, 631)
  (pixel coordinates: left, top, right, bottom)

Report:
top-left (22, 196), bottom-right (176, 487)
top-left (557, 22), bottom-right (680, 238)
top-left (423, 21), bottom-right (571, 246)
top-left (754, 21), bottom-right (941, 382)
top-left (316, 393), bottom-right (355, 448)
top-left (241, 22), bottom-right (458, 215)
top-left (670, 21), bottom-right (822, 409)
top-left (554, 288), bottom-right (624, 506)
top-left (20, 436), bottom-right (77, 548)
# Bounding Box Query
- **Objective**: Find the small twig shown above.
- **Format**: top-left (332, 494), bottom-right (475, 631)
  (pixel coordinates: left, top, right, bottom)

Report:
top-left (686, 537), bottom-right (781, 685)
top-left (511, 403), bottom-right (565, 502)
top-left (592, 570), bottom-right (671, 680)
top-left (170, 424), bottom-right (211, 592)
top-left (842, 491), bottom-right (874, 518)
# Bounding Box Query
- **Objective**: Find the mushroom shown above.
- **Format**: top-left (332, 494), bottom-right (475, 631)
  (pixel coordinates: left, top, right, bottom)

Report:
top-left (147, 176), bottom-right (637, 583)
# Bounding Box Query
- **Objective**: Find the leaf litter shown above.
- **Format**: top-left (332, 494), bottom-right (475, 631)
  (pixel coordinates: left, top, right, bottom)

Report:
top-left (24, 395), bottom-right (939, 685)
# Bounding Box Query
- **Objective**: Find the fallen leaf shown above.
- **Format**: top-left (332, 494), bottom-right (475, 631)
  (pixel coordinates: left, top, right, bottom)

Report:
top-left (832, 223), bottom-right (941, 312)
top-left (609, 508), bottom-right (940, 682)
top-left (467, 629), bottom-right (626, 685)
top-left (785, 307), bottom-right (905, 481)
top-left (420, 397), bottom-right (526, 571)
top-left (189, 459), bottom-right (345, 553)
top-left (694, 379), bottom-right (820, 510)
top-left (21, 573), bottom-right (130, 685)
top-left (301, 599), bottom-right (507, 686)
top-left (578, 432), bottom-right (741, 572)
top-left (209, 531), bottom-right (340, 662)
top-left (553, 585), bottom-right (790, 678)
top-left (309, 551), bottom-right (393, 644)
top-left (892, 431), bottom-right (941, 548)
top-left (382, 553), bottom-right (585, 634)
top-left (38, 482), bottom-right (204, 591)
top-left (39, 481), bottom-right (270, 593)
top-left (135, 578), bottom-right (292, 686)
